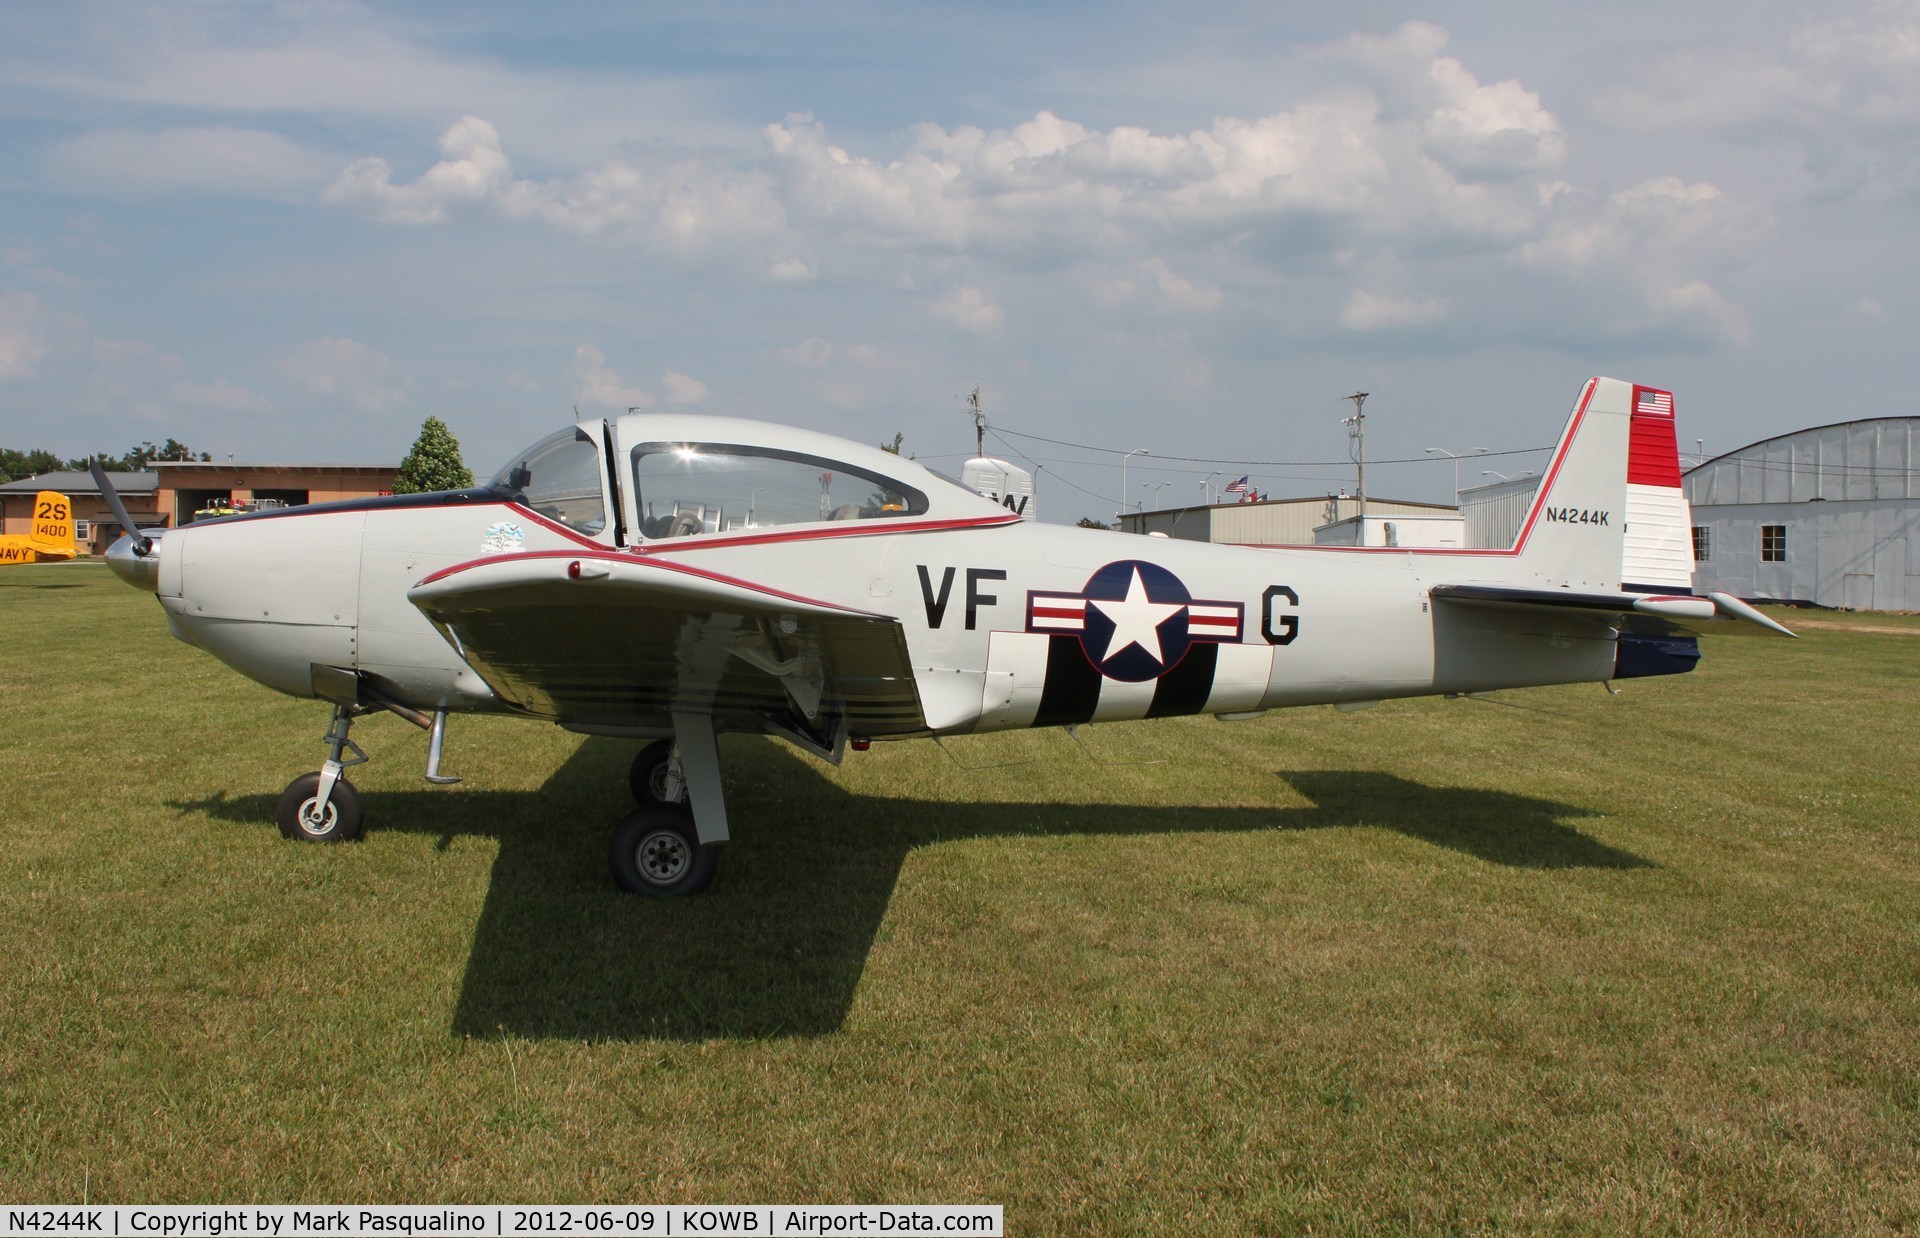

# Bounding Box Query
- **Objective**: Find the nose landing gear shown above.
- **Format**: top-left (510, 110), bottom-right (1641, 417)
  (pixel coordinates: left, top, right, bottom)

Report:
top-left (275, 702), bottom-right (733, 897)
top-left (277, 704), bottom-right (367, 842)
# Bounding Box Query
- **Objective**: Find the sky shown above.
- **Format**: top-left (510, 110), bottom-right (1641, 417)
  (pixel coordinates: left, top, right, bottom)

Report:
top-left (1, 0), bottom-right (1915, 523)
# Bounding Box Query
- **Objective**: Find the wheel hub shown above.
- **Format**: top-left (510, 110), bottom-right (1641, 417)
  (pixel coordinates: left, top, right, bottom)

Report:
top-left (636, 829), bottom-right (690, 884)
top-left (297, 797), bottom-right (338, 836)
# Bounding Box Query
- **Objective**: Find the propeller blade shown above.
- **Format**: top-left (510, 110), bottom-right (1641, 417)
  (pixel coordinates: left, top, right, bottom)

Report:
top-left (88, 459), bottom-right (152, 556)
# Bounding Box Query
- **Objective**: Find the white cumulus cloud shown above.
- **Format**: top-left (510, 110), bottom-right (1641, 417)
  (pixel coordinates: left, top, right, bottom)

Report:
top-left (0, 292), bottom-right (55, 379)
top-left (1339, 289), bottom-right (1451, 330)
top-left (48, 127), bottom-right (337, 200)
top-left (170, 377), bottom-right (272, 413)
top-left (1594, 5), bottom-right (1920, 197)
top-left (779, 337), bottom-right (832, 367)
top-left (325, 116), bottom-right (511, 224)
top-left (932, 285), bottom-right (1003, 334)
top-left (1519, 176), bottom-right (1766, 345)
top-left (278, 337), bottom-right (408, 410)
top-left (663, 371), bottom-right (709, 404)
top-left (323, 23), bottom-right (1569, 273)
top-left (574, 344), bottom-right (649, 408)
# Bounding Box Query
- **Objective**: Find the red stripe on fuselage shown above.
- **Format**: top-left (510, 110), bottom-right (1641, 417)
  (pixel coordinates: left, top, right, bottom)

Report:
top-left (415, 547), bottom-right (888, 616)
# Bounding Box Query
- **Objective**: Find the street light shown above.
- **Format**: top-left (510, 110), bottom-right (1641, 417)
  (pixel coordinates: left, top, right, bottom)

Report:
top-left (1424, 446), bottom-right (1487, 505)
top-left (1119, 448), bottom-right (1149, 521)
top-left (1480, 468), bottom-right (1534, 482)
top-left (1142, 481), bottom-right (1171, 510)
top-left (1200, 471), bottom-right (1220, 505)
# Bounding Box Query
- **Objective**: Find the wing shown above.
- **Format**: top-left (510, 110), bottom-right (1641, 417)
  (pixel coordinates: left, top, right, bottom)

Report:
top-left (1430, 583), bottom-right (1797, 637)
top-left (409, 551), bottom-right (928, 737)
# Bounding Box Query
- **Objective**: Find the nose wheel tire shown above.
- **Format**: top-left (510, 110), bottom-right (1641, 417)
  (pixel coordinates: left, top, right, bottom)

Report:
top-left (277, 772), bottom-right (365, 842)
top-left (628, 739), bottom-right (683, 805)
top-left (610, 805), bottom-right (717, 897)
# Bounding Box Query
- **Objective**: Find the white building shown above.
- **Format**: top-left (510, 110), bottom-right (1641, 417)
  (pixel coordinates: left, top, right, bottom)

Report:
top-left (1685, 417), bottom-right (1920, 612)
top-left (1311, 512), bottom-right (1465, 548)
top-left (1119, 495), bottom-right (1457, 544)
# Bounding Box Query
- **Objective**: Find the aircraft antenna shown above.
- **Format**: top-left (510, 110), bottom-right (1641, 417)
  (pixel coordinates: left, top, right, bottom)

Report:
top-left (1343, 391), bottom-right (1369, 517)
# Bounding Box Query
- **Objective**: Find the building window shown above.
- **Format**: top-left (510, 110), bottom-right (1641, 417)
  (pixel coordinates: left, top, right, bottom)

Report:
top-left (1691, 526), bottom-right (1710, 562)
top-left (1761, 524), bottom-right (1787, 562)
top-left (74, 520), bottom-right (91, 543)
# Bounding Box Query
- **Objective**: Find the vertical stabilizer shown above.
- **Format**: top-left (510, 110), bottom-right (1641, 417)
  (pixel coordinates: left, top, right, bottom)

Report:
top-left (27, 490), bottom-right (76, 555)
top-left (1502, 378), bottom-right (1697, 595)
top-left (1509, 378), bottom-right (1631, 590)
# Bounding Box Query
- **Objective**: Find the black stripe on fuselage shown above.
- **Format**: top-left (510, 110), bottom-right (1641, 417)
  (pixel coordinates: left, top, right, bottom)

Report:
top-left (1147, 642), bottom-right (1217, 719)
top-left (1032, 635), bottom-right (1102, 728)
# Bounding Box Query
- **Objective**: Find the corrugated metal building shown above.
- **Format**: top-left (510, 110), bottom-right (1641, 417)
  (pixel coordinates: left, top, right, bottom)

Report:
top-left (1685, 417), bottom-right (1920, 611)
top-left (1458, 475), bottom-right (1543, 549)
top-left (1120, 495), bottom-right (1456, 543)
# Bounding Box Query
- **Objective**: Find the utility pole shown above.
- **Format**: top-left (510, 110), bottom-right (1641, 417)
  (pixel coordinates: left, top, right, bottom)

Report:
top-left (1344, 391), bottom-right (1368, 516)
top-left (1120, 448), bottom-right (1149, 522)
top-left (1424, 445), bottom-right (1486, 506)
top-left (967, 386), bottom-right (986, 457)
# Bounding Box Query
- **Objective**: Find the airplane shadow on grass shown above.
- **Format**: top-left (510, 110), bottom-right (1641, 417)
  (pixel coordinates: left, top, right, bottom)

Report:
top-left (178, 737), bottom-right (1648, 1042)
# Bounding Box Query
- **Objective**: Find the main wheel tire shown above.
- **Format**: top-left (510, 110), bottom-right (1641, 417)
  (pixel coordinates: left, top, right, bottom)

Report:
top-left (628, 739), bottom-right (682, 805)
top-left (276, 772), bottom-right (365, 842)
top-left (609, 805), bottom-right (717, 897)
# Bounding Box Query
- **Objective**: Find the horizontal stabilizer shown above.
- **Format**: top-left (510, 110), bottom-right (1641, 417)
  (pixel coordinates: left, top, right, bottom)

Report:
top-left (1432, 583), bottom-right (1795, 637)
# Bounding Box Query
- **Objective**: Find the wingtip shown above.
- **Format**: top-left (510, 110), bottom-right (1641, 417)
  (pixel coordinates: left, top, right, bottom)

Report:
top-left (1707, 591), bottom-right (1798, 637)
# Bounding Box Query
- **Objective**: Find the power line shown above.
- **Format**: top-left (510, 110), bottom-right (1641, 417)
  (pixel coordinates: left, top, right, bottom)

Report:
top-left (992, 424), bottom-right (1552, 467)
top-left (983, 428), bottom-right (1116, 507)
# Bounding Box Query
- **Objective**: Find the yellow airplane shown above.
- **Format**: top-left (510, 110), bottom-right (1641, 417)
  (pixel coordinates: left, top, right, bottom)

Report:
top-left (0, 490), bottom-right (79, 565)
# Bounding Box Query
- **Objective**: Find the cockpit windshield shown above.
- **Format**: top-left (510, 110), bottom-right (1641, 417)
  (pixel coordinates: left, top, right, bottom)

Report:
top-left (631, 443), bottom-right (928, 539)
top-left (491, 427), bottom-right (608, 537)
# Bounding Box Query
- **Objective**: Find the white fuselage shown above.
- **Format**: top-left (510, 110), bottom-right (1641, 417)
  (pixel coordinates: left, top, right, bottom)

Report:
top-left (148, 491), bottom-right (1614, 736)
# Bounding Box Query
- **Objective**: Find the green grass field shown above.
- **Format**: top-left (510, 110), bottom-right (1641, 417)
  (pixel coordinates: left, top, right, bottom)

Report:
top-left (2, 562), bottom-right (1916, 1231)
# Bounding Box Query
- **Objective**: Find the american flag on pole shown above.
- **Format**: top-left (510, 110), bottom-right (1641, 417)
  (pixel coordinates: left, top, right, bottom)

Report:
top-left (1224, 475), bottom-right (1249, 494)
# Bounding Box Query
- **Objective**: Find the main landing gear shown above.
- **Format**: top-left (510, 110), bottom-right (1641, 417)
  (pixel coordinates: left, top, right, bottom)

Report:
top-left (610, 714), bottom-right (728, 897)
top-left (275, 703), bottom-right (729, 898)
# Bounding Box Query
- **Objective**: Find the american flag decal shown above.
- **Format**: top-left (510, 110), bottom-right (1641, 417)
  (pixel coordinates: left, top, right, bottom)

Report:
top-left (1636, 388), bottom-right (1674, 417)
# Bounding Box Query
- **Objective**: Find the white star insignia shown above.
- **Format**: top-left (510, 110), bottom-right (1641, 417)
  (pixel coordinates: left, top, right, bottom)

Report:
top-left (1090, 566), bottom-right (1185, 666)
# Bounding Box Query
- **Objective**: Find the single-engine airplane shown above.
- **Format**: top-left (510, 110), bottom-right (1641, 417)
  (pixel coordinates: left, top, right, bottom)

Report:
top-left (96, 377), bottom-right (1792, 895)
top-left (0, 490), bottom-right (78, 565)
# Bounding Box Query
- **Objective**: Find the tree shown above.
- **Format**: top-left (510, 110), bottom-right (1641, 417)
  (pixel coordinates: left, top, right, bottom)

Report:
top-left (393, 416), bottom-right (474, 494)
top-left (0, 448), bottom-right (62, 484)
top-left (1, 442), bottom-right (211, 482)
top-left (1076, 516), bottom-right (1114, 530)
top-left (121, 438), bottom-right (210, 469)
top-left (66, 454), bottom-right (129, 473)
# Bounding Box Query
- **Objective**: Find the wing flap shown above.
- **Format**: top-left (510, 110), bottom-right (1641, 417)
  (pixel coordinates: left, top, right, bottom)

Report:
top-left (409, 552), bottom-right (929, 732)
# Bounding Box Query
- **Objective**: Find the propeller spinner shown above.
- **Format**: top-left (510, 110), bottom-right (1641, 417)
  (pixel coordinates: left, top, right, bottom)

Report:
top-left (91, 458), bottom-right (160, 592)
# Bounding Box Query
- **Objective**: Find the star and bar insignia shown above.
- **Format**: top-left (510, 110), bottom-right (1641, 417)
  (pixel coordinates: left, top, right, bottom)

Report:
top-left (1027, 559), bottom-right (1243, 682)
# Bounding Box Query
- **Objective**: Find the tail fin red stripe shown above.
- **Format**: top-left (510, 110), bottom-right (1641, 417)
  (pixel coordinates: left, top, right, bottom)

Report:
top-left (1627, 385), bottom-right (1682, 487)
